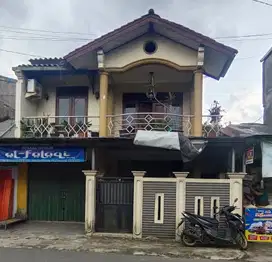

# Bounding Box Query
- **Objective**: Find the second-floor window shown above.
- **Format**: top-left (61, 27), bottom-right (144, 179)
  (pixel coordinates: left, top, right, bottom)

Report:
top-left (56, 86), bottom-right (88, 124)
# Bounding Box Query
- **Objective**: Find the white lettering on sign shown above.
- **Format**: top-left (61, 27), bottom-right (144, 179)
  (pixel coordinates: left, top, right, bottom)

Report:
top-left (4, 149), bottom-right (72, 159)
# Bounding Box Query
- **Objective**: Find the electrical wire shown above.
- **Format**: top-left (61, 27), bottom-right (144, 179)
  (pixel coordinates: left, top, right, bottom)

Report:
top-left (0, 48), bottom-right (44, 58)
top-left (215, 33), bottom-right (272, 40)
top-left (252, 0), bottom-right (272, 7)
top-left (0, 19), bottom-right (272, 43)
top-left (0, 25), bottom-right (96, 36)
top-left (252, 115), bottom-right (263, 123)
top-left (0, 36), bottom-right (91, 42)
top-left (0, 24), bottom-right (272, 44)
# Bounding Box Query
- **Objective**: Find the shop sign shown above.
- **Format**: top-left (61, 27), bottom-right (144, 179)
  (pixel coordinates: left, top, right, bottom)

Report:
top-left (245, 207), bottom-right (272, 242)
top-left (0, 147), bottom-right (85, 162)
top-left (245, 147), bottom-right (254, 165)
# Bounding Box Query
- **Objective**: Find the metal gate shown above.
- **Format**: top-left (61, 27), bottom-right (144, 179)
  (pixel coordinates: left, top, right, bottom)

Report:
top-left (96, 177), bottom-right (134, 233)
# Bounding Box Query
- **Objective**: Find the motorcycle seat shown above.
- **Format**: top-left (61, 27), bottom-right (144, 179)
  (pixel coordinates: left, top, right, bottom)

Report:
top-left (200, 216), bottom-right (219, 224)
top-left (185, 212), bottom-right (219, 224)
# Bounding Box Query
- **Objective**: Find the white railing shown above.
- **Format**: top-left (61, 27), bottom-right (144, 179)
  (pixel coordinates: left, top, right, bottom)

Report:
top-left (21, 114), bottom-right (223, 138)
top-left (107, 113), bottom-right (193, 137)
top-left (107, 113), bottom-right (223, 137)
top-left (21, 116), bottom-right (99, 138)
top-left (202, 115), bottom-right (224, 137)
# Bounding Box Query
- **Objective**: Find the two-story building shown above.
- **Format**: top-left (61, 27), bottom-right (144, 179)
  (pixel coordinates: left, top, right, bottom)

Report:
top-left (0, 9), bottom-right (246, 238)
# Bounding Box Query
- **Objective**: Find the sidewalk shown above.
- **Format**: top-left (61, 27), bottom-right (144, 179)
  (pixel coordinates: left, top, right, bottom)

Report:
top-left (0, 222), bottom-right (271, 261)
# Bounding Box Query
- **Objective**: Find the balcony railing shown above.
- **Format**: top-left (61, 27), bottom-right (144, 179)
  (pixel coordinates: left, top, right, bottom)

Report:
top-left (202, 115), bottom-right (224, 138)
top-left (107, 113), bottom-right (192, 137)
top-left (107, 113), bottom-right (223, 137)
top-left (20, 114), bottom-right (223, 138)
top-left (21, 116), bottom-right (99, 138)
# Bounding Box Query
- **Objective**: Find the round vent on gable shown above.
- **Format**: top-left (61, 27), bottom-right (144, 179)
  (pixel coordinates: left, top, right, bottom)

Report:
top-left (143, 41), bottom-right (157, 54)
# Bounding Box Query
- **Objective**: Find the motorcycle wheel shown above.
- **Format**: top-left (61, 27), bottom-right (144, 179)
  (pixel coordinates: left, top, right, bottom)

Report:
top-left (181, 233), bottom-right (197, 247)
top-left (236, 232), bottom-right (248, 250)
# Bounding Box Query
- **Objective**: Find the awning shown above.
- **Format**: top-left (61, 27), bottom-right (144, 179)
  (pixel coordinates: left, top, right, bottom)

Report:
top-left (133, 130), bottom-right (207, 162)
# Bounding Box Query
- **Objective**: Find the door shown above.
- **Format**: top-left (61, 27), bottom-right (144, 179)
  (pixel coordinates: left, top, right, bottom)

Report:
top-left (96, 177), bottom-right (134, 233)
top-left (28, 163), bottom-right (85, 222)
top-left (0, 169), bottom-right (13, 221)
top-left (56, 86), bottom-right (88, 125)
top-left (138, 102), bottom-right (152, 130)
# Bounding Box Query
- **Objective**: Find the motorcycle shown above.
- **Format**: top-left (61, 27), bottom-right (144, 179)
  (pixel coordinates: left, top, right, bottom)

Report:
top-left (177, 198), bottom-right (247, 250)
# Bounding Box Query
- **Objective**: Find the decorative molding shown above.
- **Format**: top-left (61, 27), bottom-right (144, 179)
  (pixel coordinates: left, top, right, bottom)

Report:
top-left (83, 170), bottom-right (98, 177)
top-left (186, 178), bottom-right (230, 184)
top-left (106, 58), bottom-right (197, 72)
top-left (97, 49), bottom-right (105, 69)
top-left (83, 170), bottom-right (97, 234)
top-left (197, 45), bottom-right (205, 68)
top-left (14, 69), bottom-right (25, 80)
top-left (228, 173), bottom-right (245, 216)
top-left (99, 71), bottom-right (109, 76)
top-left (132, 171), bottom-right (144, 238)
top-left (143, 177), bottom-right (176, 182)
top-left (227, 173), bottom-right (246, 180)
top-left (132, 171), bottom-right (146, 177)
top-left (175, 173), bottom-right (187, 241)
top-left (173, 172), bottom-right (189, 179)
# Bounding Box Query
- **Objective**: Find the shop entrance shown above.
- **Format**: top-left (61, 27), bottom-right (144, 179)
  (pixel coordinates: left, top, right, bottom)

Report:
top-left (28, 163), bottom-right (85, 222)
top-left (0, 169), bottom-right (14, 221)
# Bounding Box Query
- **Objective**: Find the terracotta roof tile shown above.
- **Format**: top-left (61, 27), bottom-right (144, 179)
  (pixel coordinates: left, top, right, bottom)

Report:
top-left (65, 9), bottom-right (237, 60)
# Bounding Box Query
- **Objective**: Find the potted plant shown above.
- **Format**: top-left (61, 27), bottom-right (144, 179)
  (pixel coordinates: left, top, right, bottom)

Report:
top-left (21, 117), bottom-right (50, 138)
top-left (150, 119), bottom-right (171, 131)
top-left (61, 120), bottom-right (92, 138)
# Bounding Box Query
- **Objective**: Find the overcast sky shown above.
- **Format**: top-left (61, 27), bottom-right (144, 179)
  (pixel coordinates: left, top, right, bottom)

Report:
top-left (0, 0), bottom-right (271, 124)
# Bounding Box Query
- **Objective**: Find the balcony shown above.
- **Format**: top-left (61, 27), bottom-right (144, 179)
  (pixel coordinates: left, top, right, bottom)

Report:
top-left (107, 113), bottom-right (223, 137)
top-left (21, 116), bottom-right (99, 138)
top-left (20, 114), bottom-right (223, 138)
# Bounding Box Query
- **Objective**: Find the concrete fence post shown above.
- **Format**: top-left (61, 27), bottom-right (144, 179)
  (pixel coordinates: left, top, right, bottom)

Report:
top-left (173, 172), bottom-right (189, 241)
top-left (82, 170), bottom-right (98, 234)
top-left (228, 173), bottom-right (246, 216)
top-left (132, 171), bottom-right (145, 239)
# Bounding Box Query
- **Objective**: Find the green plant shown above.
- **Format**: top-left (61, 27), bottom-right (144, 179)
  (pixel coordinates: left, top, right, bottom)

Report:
top-left (61, 120), bottom-right (92, 137)
top-left (21, 117), bottom-right (51, 138)
top-left (203, 100), bottom-right (225, 137)
top-left (150, 119), bottom-right (171, 131)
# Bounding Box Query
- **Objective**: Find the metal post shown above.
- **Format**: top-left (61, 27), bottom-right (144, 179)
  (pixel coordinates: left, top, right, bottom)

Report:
top-left (231, 148), bottom-right (236, 173)
top-left (91, 149), bottom-right (95, 170)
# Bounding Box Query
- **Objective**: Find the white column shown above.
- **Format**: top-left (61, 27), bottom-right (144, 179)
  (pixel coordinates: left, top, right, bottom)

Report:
top-left (228, 173), bottom-right (246, 216)
top-left (83, 170), bottom-right (97, 234)
top-left (14, 71), bottom-right (25, 138)
top-left (174, 172), bottom-right (189, 241)
top-left (132, 171), bottom-right (145, 239)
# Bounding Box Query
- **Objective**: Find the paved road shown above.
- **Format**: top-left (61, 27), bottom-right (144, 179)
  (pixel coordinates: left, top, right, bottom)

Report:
top-left (0, 248), bottom-right (224, 262)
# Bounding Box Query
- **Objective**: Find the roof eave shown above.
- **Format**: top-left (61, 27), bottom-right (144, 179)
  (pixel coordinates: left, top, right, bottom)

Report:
top-left (219, 53), bottom-right (237, 78)
top-left (261, 47), bottom-right (272, 62)
top-left (64, 14), bottom-right (237, 62)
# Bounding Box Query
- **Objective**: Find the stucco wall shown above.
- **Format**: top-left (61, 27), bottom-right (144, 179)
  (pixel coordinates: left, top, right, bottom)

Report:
top-left (105, 35), bottom-right (197, 69)
top-left (35, 75), bottom-right (100, 131)
top-left (263, 54), bottom-right (272, 125)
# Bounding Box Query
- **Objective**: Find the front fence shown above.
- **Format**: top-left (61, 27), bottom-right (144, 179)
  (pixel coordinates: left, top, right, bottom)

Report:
top-left (95, 177), bottom-right (134, 233)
